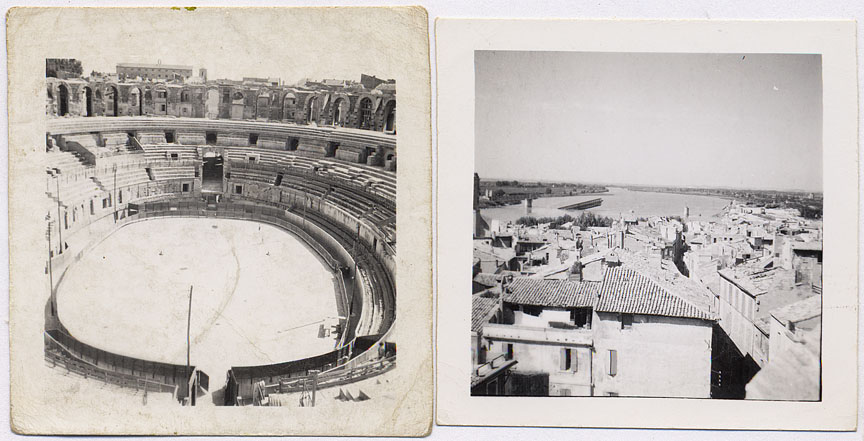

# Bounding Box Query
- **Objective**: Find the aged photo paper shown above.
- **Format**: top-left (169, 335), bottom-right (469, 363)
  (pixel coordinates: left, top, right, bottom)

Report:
top-left (437, 19), bottom-right (858, 430)
top-left (8, 6), bottom-right (432, 436)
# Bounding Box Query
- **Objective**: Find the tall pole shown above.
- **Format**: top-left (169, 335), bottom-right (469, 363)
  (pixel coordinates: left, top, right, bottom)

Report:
top-left (113, 163), bottom-right (118, 221)
top-left (55, 175), bottom-right (63, 254)
top-left (187, 285), bottom-right (193, 373)
top-left (46, 221), bottom-right (54, 312)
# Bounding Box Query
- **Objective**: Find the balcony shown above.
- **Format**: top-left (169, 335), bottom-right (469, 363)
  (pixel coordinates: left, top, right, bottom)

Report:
top-left (482, 323), bottom-right (593, 346)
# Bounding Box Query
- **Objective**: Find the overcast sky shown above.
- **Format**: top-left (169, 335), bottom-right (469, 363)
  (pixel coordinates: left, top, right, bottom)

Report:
top-left (475, 51), bottom-right (823, 192)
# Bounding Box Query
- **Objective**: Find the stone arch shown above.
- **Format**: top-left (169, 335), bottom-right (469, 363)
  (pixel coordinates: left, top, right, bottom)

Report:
top-left (153, 85), bottom-right (168, 115)
top-left (282, 92), bottom-right (296, 122)
top-left (382, 99), bottom-right (396, 132)
top-left (205, 88), bottom-right (220, 119)
top-left (129, 87), bottom-right (143, 116)
top-left (81, 86), bottom-right (93, 117)
top-left (105, 85), bottom-right (119, 116)
top-left (255, 91), bottom-right (270, 120)
top-left (58, 83), bottom-right (70, 116)
top-left (359, 97), bottom-right (374, 129)
top-left (331, 96), bottom-right (350, 127)
top-left (305, 94), bottom-right (319, 125)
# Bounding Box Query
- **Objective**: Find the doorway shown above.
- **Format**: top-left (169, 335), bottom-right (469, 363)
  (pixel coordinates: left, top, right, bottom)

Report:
top-left (202, 151), bottom-right (224, 193)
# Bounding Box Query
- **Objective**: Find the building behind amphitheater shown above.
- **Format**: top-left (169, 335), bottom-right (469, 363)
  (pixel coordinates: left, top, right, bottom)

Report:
top-left (43, 60), bottom-right (398, 407)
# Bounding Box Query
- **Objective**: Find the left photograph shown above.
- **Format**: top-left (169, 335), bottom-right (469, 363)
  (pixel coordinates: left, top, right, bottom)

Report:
top-left (43, 60), bottom-right (397, 407)
top-left (9, 7), bottom-right (431, 436)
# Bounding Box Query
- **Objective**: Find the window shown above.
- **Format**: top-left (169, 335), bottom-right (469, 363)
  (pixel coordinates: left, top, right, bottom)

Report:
top-left (234, 185), bottom-right (243, 194)
top-left (182, 183), bottom-right (190, 192)
top-left (506, 343), bottom-right (513, 360)
top-left (118, 191), bottom-right (123, 204)
top-left (248, 156), bottom-right (256, 163)
top-left (223, 90), bottom-right (230, 103)
top-left (90, 200), bottom-right (94, 215)
top-left (608, 350), bottom-right (618, 376)
top-left (560, 348), bottom-right (576, 371)
top-left (359, 98), bottom-right (373, 129)
top-left (160, 104), bottom-right (166, 112)
top-left (249, 133), bottom-right (258, 145)
top-left (170, 153), bottom-right (179, 160)
top-left (621, 313), bottom-right (633, 329)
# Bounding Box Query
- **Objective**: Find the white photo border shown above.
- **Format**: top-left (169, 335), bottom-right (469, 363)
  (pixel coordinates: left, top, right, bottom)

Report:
top-left (436, 19), bottom-right (858, 430)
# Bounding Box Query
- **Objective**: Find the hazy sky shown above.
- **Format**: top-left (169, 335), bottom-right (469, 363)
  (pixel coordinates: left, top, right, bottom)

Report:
top-left (475, 51), bottom-right (823, 192)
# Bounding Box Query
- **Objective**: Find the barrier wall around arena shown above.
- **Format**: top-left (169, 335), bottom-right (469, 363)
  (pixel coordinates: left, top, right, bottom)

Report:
top-left (44, 329), bottom-right (194, 399)
top-left (46, 199), bottom-right (395, 404)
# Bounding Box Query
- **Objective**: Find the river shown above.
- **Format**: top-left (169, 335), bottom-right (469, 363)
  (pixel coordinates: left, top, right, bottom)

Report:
top-left (480, 187), bottom-right (732, 223)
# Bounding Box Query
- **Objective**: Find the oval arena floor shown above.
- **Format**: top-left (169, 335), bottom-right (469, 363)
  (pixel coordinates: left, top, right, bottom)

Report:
top-left (56, 217), bottom-right (340, 379)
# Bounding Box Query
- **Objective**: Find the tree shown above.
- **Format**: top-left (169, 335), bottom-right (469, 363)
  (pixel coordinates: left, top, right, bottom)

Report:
top-left (46, 59), bottom-right (83, 78)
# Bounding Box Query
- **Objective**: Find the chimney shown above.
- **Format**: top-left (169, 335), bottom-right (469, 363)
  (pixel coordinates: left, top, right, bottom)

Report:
top-left (568, 260), bottom-right (583, 282)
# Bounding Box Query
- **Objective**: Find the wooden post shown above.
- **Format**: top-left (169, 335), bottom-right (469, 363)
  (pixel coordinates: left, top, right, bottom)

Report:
top-left (187, 285), bottom-right (193, 370)
top-left (187, 285), bottom-right (193, 405)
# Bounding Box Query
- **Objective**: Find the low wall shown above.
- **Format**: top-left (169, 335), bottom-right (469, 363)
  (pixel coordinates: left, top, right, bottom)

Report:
top-left (47, 197), bottom-right (394, 404)
top-left (45, 329), bottom-right (194, 395)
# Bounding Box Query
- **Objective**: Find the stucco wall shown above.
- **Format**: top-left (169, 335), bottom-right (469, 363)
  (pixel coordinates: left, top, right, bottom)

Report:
top-left (591, 311), bottom-right (713, 398)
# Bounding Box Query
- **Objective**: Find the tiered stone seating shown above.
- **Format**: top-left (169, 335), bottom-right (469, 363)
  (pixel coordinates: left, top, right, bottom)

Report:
top-left (142, 144), bottom-right (199, 161)
top-left (150, 166), bottom-right (195, 181)
top-left (229, 168), bottom-right (276, 185)
top-left (92, 167), bottom-right (151, 190)
top-left (46, 150), bottom-right (89, 173)
top-left (47, 175), bottom-right (101, 208)
top-left (279, 173), bottom-right (329, 198)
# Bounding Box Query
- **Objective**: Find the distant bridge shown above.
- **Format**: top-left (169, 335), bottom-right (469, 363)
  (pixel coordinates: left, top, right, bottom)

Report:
top-left (559, 198), bottom-right (603, 210)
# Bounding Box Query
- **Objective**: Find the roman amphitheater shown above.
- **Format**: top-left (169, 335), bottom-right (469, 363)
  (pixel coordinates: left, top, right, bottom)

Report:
top-left (42, 73), bottom-right (397, 407)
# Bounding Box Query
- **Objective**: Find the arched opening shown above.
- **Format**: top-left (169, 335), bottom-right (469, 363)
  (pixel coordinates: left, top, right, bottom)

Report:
top-left (256, 94), bottom-right (269, 120)
top-left (144, 88), bottom-right (153, 114)
top-left (205, 89), bottom-right (220, 119)
top-left (359, 98), bottom-right (373, 129)
top-left (230, 91), bottom-right (245, 120)
top-left (201, 151), bottom-right (224, 193)
top-left (282, 93), bottom-right (295, 122)
top-left (332, 98), bottom-right (348, 126)
top-left (384, 101), bottom-right (396, 132)
top-left (326, 142), bottom-right (339, 158)
top-left (129, 88), bottom-right (143, 116)
top-left (206, 132), bottom-right (218, 145)
top-left (306, 96), bottom-right (318, 124)
top-left (105, 86), bottom-right (119, 117)
top-left (58, 84), bottom-right (69, 116)
top-left (154, 87), bottom-right (168, 115)
top-left (82, 86), bottom-right (93, 117)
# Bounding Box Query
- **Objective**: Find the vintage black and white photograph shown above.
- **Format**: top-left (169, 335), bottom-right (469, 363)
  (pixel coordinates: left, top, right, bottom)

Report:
top-left (470, 51), bottom-right (824, 400)
top-left (43, 57), bottom-right (397, 406)
top-left (9, 7), bottom-right (431, 436)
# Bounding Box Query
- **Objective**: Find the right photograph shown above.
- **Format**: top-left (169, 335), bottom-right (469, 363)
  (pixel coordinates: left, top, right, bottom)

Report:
top-left (470, 51), bottom-right (823, 401)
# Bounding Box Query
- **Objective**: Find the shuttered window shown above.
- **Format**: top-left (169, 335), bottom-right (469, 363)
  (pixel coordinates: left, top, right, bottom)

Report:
top-left (609, 350), bottom-right (618, 376)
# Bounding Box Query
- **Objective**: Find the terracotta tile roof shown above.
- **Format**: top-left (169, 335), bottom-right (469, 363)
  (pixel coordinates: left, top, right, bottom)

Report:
top-left (596, 266), bottom-right (715, 320)
top-left (473, 273), bottom-right (503, 288)
top-left (503, 278), bottom-right (600, 308)
top-left (472, 295), bottom-right (500, 333)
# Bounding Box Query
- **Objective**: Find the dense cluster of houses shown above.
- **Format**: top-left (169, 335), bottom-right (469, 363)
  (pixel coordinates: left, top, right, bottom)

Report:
top-left (471, 196), bottom-right (822, 400)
